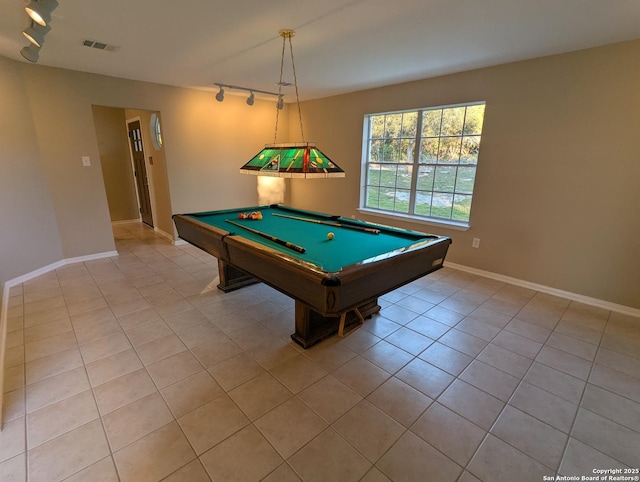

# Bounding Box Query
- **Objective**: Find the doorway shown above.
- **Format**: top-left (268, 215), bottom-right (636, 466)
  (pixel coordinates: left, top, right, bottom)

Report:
top-left (127, 120), bottom-right (154, 227)
top-left (92, 106), bottom-right (174, 240)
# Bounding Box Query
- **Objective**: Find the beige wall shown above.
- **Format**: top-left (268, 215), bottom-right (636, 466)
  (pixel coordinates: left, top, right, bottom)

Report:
top-left (292, 40), bottom-right (640, 309)
top-left (92, 106), bottom-right (139, 222)
top-left (0, 56), bottom-right (64, 287)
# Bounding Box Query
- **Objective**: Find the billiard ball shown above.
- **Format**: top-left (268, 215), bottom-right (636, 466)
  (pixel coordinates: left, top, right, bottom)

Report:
top-left (327, 232), bottom-right (335, 240)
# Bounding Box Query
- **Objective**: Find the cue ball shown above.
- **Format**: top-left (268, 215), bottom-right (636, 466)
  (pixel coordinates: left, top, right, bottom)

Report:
top-left (327, 232), bottom-right (335, 240)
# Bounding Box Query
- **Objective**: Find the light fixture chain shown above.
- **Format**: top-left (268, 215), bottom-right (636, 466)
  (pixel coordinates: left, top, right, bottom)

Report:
top-left (288, 36), bottom-right (305, 142)
top-left (274, 34), bottom-right (287, 143)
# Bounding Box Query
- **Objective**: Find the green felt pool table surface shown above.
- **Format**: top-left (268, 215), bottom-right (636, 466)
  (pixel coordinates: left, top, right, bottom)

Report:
top-left (188, 205), bottom-right (435, 273)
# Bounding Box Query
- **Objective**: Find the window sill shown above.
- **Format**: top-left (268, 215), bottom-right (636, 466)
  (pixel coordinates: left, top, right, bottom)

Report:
top-left (356, 208), bottom-right (470, 232)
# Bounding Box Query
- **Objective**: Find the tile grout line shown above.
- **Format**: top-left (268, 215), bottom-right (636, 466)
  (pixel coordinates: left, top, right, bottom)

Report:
top-left (458, 294), bottom-right (566, 480)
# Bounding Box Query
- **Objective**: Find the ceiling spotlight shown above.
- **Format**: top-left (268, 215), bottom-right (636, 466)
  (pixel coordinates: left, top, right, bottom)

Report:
top-left (277, 95), bottom-right (284, 110)
top-left (25, 0), bottom-right (58, 27)
top-left (246, 91), bottom-right (255, 106)
top-left (20, 44), bottom-right (40, 63)
top-left (23, 23), bottom-right (50, 47)
top-left (215, 87), bottom-right (224, 102)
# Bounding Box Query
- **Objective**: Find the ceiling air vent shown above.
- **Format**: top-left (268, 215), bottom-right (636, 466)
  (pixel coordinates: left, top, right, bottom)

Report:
top-left (82, 39), bottom-right (119, 52)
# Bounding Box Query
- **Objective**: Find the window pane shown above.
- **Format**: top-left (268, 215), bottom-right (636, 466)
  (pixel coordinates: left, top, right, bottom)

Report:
top-left (416, 165), bottom-right (435, 191)
top-left (397, 165), bottom-right (412, 189)
top-left (401, 112), bottom-right (418, 138)
top-left (371, 116), bottom-right (385, 138)
top-left (370, 140), bottom-right (383, 162)
top-left (431, 193), bottom-right (453, 219)
top-left (460, 136), bottom-right (480, 164)
top-left (437, 137), bottom-right (462, 164)
top-left (393, 189), bottom-right (410, 213)
top-left (441, 107), bottom-right (465, 136)
top-left (400, 139), bottom-right (415, 163)
top-left (434, 166), bottom-right (456, 192)
top-left (382, 139), bottom-right (398, 162)
top-left (379, 187), bottom-right (396, 210)
top-left (453, 194), bottom-right (472, 222)
top-left (455, 166), bottom-right (476, 194)
top-left (366, 186), bottom-right (380, 208)
top-left (463, 104), bottom-right (485, 135)
top-left (422, 109), bottom-right (442, 137)
top-left (415, 191), bottom-right (432, 216)
top-left (368, 163), bottom-right (382, 185)
top-left (384, 114), bottom-right (402, 138)
top-left (380, 165), bottom-right (397, 187)
top-left (420, 138), bottom-right (439, 162)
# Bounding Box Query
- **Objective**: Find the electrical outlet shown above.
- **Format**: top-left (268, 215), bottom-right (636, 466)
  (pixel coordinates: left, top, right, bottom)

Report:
top-left (472, 237), bottom-right (480, 248)
top-left (82, 156), bottom-right (91, 166)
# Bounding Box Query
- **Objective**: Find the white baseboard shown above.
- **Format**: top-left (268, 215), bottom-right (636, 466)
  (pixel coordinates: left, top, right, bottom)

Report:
top-left (111, 219), bottom-right (141, 225)
top-left (3, 251), bottom-right (118, 290)
top-left (445, 261), bottom-right (640, 318)
top-left (0, 249), bottom-right (119, 427)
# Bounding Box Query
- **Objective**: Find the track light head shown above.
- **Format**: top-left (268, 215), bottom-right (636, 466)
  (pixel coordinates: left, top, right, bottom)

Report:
top-left (215, 87), bottom-right (224, 102)
top-left (277, 95), bottom-right (284, 110)
top-left (23, 23), bottom-right (51, 47)
top-left (25, 0), bottom-right (58, 27)
top-left (246, 92), bottom-right (255, 106)
top-left (20, 44), bottom-right (40, 63)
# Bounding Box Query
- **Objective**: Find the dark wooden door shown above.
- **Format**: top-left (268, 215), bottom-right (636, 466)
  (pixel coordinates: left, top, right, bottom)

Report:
top-left (127, 120), bottom-right (154, 227)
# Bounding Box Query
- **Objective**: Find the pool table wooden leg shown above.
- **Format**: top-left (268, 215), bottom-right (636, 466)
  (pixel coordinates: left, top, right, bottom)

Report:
top-left (291, 300), bottom-right (380, 348)
top-left (216, 259), bottom-right (259, 292)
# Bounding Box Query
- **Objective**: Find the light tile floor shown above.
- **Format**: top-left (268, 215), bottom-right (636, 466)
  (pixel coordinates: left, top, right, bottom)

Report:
top-left (2, 222), bottom-right (639, 481)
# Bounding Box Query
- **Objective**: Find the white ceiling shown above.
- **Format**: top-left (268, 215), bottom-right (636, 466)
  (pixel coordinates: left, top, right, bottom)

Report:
top-left (2, 0), bottom-right (640, 101)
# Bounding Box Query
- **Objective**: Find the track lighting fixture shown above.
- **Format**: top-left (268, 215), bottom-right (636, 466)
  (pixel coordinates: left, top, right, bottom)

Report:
top-left (213, 83), bottom-right (281, 107)
top-left (20, 44), bottom-right (40, 63)
top-left (24, 0), bottom-right (58, 27)
top-left (20, 0), bottom-right (58, 63)
top-left (277, 95), bottom-right (284, 110)
top-left (23, 23), bottom-right (50, 47)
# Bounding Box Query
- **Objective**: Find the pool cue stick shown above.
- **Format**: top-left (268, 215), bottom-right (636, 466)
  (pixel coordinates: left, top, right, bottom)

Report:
top-left (225, 219), bottom-right (306, 254)
top-left (272, 213), bottom-right (380, 234)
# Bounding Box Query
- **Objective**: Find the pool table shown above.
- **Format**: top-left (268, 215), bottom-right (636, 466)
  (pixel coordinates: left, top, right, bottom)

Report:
top-left (173, 205), bottom-right (451, 348)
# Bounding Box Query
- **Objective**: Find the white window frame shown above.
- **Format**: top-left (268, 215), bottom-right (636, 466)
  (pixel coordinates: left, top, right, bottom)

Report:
top-left (359, 101), bottom-right (486, 230)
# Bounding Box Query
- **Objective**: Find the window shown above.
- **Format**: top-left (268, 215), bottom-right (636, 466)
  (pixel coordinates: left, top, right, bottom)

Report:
top-left (361, 102), bottom-right (485, 226)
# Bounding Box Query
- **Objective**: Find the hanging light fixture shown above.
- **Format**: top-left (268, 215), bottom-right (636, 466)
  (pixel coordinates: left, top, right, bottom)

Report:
top-left (239, 29), bottom-right (345, 179)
